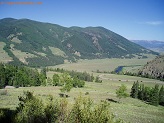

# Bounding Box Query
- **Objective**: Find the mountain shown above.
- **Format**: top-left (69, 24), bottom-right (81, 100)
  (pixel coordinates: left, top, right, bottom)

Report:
top-left (139, 55), bottom-right (164, 81)
top-left (131, 40), bottom-right (164, 53)
top-left (0, 18), bottom-right (157, 67)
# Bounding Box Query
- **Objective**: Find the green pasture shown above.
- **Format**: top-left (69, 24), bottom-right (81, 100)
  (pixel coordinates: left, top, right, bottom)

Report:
top-left (1, 72), bottom-right (164, 123)
top-left (10, 44), bottom-right (36, 64)
top-left (0, 42), bottom-right (13, 63)
top-left (51, 57), bottom-right (155, 72)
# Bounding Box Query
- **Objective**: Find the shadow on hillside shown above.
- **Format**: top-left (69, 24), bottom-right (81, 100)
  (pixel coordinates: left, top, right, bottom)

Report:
top-left (0, 108), bottom-right (16, 123)
top-left (106, 98), bottom-right (118, 103)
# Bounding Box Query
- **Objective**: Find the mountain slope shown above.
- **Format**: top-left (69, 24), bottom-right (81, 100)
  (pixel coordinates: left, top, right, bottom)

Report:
top-left (0, 18), bottom-right (157, 67)
top-left (131, 40), bottom-right (164, 53)
top-left (139, 55), bottom-right (164, 81)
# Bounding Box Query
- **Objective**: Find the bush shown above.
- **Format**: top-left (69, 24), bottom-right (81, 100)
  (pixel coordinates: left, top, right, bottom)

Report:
top-left (68, 95), bottom-right (123, 123)
top-left (14, 91), bottom-right (123, 123)
top-left (85, 92), bottom-right (89, 95)
top-left (15, 91), bottom-right (46, 123)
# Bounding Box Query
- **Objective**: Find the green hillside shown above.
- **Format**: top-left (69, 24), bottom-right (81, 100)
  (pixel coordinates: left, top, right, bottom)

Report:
top-left (0, 18), bottom-right (157, 67)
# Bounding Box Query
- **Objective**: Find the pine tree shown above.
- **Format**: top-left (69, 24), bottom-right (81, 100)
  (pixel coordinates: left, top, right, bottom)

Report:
top-left (40, 67), bottom-right (47, 79)
top-left (130, 81), bottom-right (139, 98)
top-left (150, 84), bottom-right (159, 106)
top-left (130, 82), bottom-right (136, 98)
top-left (140, 84), bottom-right (145, 100)
top-left (135, 81), bottom-right (139, 98)
top-left (138, 84), bottom-right (145, 100)
top-left (144, 86), bottom-right (151, 102)
top-left (159, 86), bottom-right (164, 106)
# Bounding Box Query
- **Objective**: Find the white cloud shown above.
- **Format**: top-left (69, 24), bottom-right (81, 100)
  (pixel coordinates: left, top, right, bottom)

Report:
top-left (145, 21), bottom-right (163, 25)
top-left (136, 21), bottom-right (163, 26)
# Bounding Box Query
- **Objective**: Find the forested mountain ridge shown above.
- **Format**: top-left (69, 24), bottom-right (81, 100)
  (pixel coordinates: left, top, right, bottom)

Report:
top-left (0, 18), bottom-right (157, 67)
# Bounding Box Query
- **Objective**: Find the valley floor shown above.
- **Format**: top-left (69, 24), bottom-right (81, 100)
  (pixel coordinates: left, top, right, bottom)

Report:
top-left (1, 57), bottom-right (164, 123)
top-left (1, 72), bottom-right (164, 123)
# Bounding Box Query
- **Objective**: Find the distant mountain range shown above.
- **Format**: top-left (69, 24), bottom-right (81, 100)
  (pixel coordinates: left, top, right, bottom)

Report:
top-left (0, 18), bottom-right (157, 67)
top-left (131, 40), bottom-right (164, 53)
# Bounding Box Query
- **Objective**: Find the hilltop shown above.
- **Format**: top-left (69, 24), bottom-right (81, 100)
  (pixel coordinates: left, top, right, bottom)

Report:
top-left (0, 18), bottom-right (157, 67)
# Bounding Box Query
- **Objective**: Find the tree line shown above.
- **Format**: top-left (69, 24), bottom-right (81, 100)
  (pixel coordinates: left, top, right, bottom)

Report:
top-left (0, 63), bottom-right (86, 90)
top-left (0, 63), bottom-right (46, 88)
top-left (47, 68), bottom-right (98, 82)
top-left (130, 81), bottom-right (164, 106)
top-left (123, 71), bottom-right (164, 81)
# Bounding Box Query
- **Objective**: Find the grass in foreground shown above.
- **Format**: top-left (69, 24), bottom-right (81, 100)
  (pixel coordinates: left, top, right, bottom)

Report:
top-left (0, 73), bottom-right (164, 123)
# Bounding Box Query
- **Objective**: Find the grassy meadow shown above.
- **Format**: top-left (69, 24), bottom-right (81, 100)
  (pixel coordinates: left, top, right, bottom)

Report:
top-left (1, 57), bottom-right (164, 123)
top-left (50, 56), bottom-right (156, 72)
top-left (0, 42), bottom-right (13, 63)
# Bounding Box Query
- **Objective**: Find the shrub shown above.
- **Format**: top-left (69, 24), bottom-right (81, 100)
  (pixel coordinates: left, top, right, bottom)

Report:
top-left (15, 91), bottom-right (46, 123)
top-left (67, 95), bottom-right (123, 123)
top-left (85, 92), bottom-right (89, 95)
top-left (14, 91), bottom-right (123, 123)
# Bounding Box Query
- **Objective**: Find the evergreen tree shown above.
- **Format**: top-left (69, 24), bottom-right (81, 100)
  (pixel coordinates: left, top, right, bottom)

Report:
top-left (130, 82), bottom-right (135, 98)
top-left (130, 81), bottom-right (139, 98)
top-left (116, 84), bottom-right (129, 102)
top-left (52, 74), bottom-right (60, 86)
top-left (144, 86), bottom-right (151, 102)
top-left (139, 84), bottom-right (145, 100)
top-left (40, 67), bottom-right (47, 79)
top-left (91, 74), bottom-right (94, 82)
top-left (39, 74), bottom-right (46, 86)
top-left (135, 81), bottom-right (139, 98)
top-left (150, 84), bottom-right (159, 106)
top-left (0, 63), bottom-right (6, 88)
top-left (159, 86), bottom-right (164, 106)
top-left (140, 84), bottom-right (145, 100)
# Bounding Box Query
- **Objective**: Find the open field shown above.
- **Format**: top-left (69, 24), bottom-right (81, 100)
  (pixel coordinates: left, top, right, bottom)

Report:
top-left (0, 42), bottom-right (13, 63)
top-left (10, 44), bottom-right (36, 64)
top-left (1, 72), bottom-right (164, 123)
top-left (50, 56), bottom-right (156, 72)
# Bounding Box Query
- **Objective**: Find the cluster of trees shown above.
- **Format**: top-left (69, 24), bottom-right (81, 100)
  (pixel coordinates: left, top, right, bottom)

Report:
top-left (130, 81), bottom-right (164, 106)
top-left (124, 71), bottom-right (164, 81)
top-left (0, 63), bottom-right (46, 88)
top-left (51, 73), bottom-right (85, 95)
top-left (48, 68), bottom-right (95, 82)
top-left (0, 91), bottom-right (123, 123)
top-left (0, 63), bottom-right (87, 91)
top-left (53, 73), bottom-right (85, 88)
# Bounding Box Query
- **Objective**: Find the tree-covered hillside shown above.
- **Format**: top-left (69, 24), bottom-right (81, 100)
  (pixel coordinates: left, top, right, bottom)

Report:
top-left (0, 18), bottom-right (157, 67)
top-left (139, 55), bottom-right (164, 81)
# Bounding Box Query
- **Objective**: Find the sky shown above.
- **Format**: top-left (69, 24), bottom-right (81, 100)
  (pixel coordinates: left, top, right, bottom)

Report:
top-left (0, 0), bottom-right (164, 41)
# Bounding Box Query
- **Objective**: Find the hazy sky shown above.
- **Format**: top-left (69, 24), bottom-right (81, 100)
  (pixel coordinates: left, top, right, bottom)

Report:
top-left (0, 0), bottom-right (164, 41)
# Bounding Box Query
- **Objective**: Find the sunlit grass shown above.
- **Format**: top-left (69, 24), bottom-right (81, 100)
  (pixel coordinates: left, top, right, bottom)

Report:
top-left (1, 72), bottom-right (164, 123)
